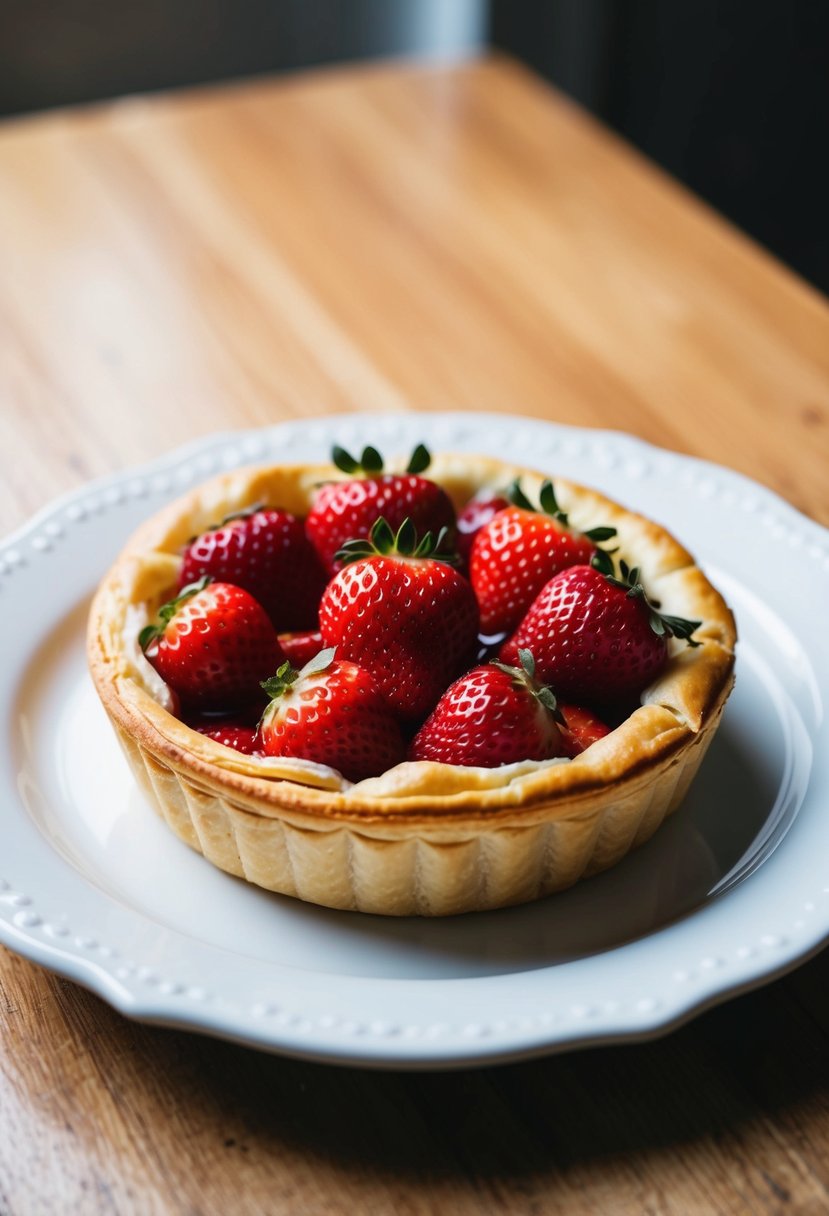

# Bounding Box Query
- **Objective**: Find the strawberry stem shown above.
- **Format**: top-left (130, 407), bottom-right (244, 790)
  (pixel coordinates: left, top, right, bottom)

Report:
top-left (491, 648), bottom-right (565, 724)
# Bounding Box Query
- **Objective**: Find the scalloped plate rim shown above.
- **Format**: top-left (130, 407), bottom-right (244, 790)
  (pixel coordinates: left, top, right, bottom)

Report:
top-left (1, 411), bottom-right (828, 1068)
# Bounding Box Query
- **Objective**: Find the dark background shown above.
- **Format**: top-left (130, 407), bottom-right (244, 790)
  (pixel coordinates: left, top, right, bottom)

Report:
top-left (493, 1), bottom-right (829, 296)
top-left (1, 0), bottom-right (827, 294)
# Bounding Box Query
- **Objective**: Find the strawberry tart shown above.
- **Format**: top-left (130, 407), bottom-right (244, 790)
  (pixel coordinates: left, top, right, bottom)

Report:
top-left (88, 445), bottom-right (736, 915)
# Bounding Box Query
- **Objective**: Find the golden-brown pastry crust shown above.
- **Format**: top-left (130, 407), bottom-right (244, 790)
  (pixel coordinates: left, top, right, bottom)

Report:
top-left (87, 453), bottom-right (736, 914)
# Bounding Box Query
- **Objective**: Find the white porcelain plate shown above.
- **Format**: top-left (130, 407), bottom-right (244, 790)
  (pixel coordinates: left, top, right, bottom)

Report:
top-left (2, 414), bottom-right (827, 1068)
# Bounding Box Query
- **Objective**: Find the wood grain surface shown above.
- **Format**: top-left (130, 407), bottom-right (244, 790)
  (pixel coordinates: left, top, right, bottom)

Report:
top-left (1, 56), bottom-right (828, 1215)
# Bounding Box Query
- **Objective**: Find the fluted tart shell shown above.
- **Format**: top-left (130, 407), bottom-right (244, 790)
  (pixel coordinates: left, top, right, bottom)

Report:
top-left (87, 453), bottom-right (736, 916)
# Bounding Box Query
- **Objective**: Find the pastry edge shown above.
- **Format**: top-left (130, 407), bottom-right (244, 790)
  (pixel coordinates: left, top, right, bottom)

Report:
top-left (86, 453), bottom-right (736, 914)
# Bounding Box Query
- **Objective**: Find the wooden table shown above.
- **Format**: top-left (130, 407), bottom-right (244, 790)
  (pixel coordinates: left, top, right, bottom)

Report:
top-left (2, 56), bottom-right (828, 1215)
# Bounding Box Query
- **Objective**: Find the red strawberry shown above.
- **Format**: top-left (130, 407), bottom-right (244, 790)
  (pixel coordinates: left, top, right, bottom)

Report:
top-left (470, 480), bottom-right (616, 636)
top-left (500, 561), bottom-right (701, 703)
top-left (557, 703), bottom-right (611, 758)
top-left (277, 629), bottom-right (324, 667)
top-left (410, 649), bottom-right (565, 768)
top-left (456, 491), bottom-right (509, 564)
top-left (258, 648), bottom-right (404, 783)
top-left (318, 518), bottom-right (479, 721)
top-left (306, 444), bottom-right (456, 573)
top-left (179, 506), bottom-right (327, 631)
top-left (192, 721), bottom-right (260, 754)
top-left (140, 578), bottom-right (285, 710)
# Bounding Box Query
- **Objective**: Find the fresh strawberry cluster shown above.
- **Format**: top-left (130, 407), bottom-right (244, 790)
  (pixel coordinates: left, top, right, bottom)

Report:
top-left (140, 444), bottom-right (701, 783)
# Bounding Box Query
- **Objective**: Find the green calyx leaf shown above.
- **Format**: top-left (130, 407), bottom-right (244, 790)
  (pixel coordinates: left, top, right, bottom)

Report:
top-left (536, 686), bottom-right (560, 714)
top-left (261, 660), bottom-right (299, 699)
top-left (139, 576), bottom-right (211, 651)
top-left (507, 478), bottom-right (570, 526)
top-left (406, 443), bottom-right (431, 474)
top-left (331, 442), bottom-right (432, 478)
top-left (583, 525), bottom-right (617, 543)
top-left (517, 647), bottom-right (535, 678)
top-left (657, 613), bottom-right (704, 644)
top-left (506, 478), bottom-right (536, 513)
top-left (360, 445), bottom-right (384, 473)
top-left (539, 480), bottom-right (567, 523)
top-left (298, 646), bottom-right (338, 678)
top-left (491, 647), bottom-right (565, 725)
top-left (601, 559), bottom-right (702, 647)
top-left (372, 517), bottom-right (398, 554)
top-left (490, 659), bottom-right (525, 683)
top-left (590, 548), bottom-right (616, 578)
top-left (138, 623), bottom-right (160, 651)
top-left (508, 482), bottom-right (619, 577)
top-left (331, 444), bottom-right (385, 477)
top-left (332, 445), bottom-right (361, 475)
top-left (261, 647), bottom-right (337, 700)
top-left (503, 479), bottom-right (568, 522)
top-left (508, 479), bottom-right (621, 576)
top-left (335, 517), bottom-right (460, 567)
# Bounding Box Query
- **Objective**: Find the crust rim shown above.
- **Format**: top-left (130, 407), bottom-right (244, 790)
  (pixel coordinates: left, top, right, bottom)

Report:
top-left (86, 453), bottom-right (736, 913)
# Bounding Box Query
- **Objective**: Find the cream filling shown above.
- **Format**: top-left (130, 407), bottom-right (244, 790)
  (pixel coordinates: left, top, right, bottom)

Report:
top-left (124, 604), bottom-right (179, 714)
